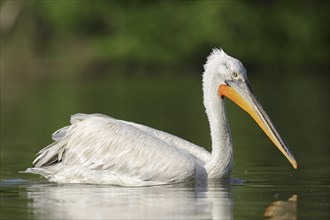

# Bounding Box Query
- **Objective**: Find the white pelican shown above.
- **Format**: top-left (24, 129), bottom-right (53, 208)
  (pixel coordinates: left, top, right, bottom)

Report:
top-left (25, 49), bottom-right (297, 186)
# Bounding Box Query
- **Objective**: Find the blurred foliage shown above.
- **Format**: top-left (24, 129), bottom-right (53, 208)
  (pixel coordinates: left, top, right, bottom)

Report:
top-left (1, 0), bottom-right (329, 83)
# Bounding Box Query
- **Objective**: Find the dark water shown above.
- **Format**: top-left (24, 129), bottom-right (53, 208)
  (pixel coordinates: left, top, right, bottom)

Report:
top-left (1, 75), bottom-right (329, 219)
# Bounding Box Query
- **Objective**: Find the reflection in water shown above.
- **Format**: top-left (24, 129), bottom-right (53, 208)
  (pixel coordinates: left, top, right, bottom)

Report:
top-left (26, 180), bottom-right (233, 220)
top-left (25, 181), bottom-right (298, 220)
top-left (264, 195), bottom-right (298, 220)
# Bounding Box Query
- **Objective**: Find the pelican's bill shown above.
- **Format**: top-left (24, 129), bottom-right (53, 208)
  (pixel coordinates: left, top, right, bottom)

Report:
top-left (219, 82), bottom-right (297, 169)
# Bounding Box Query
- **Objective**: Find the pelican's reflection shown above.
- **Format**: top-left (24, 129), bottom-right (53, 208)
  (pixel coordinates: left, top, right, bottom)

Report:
top-left (26, 180), bottom-right (233, 220)
top-left (264, 194), bottom-right (298, 220)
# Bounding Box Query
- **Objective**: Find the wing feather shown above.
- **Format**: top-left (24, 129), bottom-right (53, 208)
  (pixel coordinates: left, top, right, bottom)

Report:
top-left (30, 114), bottom-right (205, 183)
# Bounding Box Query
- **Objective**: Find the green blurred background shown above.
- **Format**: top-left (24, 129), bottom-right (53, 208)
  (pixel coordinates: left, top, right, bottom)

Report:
top-left (1, 0), bottom-right (329, 179)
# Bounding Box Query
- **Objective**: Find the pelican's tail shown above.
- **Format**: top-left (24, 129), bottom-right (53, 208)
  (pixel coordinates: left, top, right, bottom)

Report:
top-left (23, 167), bottom-right (53, 177)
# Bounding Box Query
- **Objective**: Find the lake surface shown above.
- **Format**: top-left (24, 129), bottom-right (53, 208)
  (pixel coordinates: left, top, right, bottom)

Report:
top-left (0, 171), bottom-right (329, 220)
top-left (1, 74), bottom-right (329, 219)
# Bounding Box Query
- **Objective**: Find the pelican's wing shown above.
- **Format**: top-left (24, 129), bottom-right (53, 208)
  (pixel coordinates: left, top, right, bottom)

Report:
top-left (119, 120), bottom-right (211, 163)
top-left (28, 114), bottom-right (205, 185)
top-left (62, 113), bottom-right (210, 162)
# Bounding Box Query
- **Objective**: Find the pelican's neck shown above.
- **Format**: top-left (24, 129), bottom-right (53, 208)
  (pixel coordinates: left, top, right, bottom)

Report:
top-left (203, 73), bottom-right (233, 178)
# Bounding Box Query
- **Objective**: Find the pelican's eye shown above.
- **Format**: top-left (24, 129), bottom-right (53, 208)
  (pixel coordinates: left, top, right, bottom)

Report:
top-left (231, 72), bottom-right (239, 79)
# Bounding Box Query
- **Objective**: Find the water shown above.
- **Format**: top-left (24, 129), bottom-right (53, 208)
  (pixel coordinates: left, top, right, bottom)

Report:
top-left (1, 75), bottom-right (329, 219)
top-left (1, 174), bottom-right (328, 220)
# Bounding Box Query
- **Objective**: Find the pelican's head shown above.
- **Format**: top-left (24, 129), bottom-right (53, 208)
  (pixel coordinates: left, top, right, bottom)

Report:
top-left (203, 48), bottom-right (297, 169)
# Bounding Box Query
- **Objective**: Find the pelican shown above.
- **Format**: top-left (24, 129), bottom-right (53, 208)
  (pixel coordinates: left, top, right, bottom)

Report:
top-left (25, 49), bottom-right (297, 186)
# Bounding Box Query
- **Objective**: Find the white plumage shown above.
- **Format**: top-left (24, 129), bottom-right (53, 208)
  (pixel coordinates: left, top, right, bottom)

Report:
top-left (25, 49), bottom-right (297, 186)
